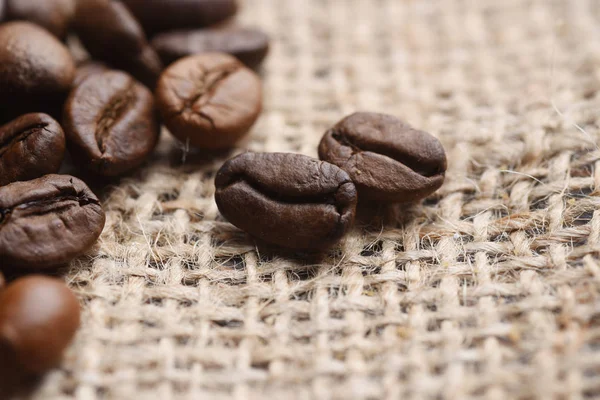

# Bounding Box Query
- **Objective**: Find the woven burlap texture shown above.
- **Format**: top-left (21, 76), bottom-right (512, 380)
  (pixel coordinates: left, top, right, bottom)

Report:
top-left (24, 0), bottom-right (600, 398)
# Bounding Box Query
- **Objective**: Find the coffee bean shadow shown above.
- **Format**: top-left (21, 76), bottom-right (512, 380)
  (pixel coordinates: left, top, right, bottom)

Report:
top-left (253, 240), bottom-right (330, 265)
top-left (167, 142), bottom-right (235, 171)
top-left (0, 342), bottom-right (43, 399)
top-left (354, 199), bottom-right (424, 231)
top-left (212, 224), bottom-right (328, 266)
top-left (58, 152), bottom-right (127, 200)
top-left (0, 265), bottom-right (70, 287)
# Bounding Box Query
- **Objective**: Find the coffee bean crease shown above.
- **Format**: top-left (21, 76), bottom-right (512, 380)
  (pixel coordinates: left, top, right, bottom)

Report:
top-left (0, 179), bottom-right (99, 226)
top-left (222, 173), bottom-right (353, 216)
top-left (329, 127), bottom-right (443, 178)
top-left (0, 123), bottom-right (49, 156)
top-left (171, 63), bottom-right (240, 127)
top-left (95, 81), bottom-right (137, 153)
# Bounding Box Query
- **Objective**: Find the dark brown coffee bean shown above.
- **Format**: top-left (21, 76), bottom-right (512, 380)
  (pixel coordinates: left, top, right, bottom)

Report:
top-left (0, 22), bottom-right (75, 121)
top-left (156, 53), bottom-right (262, 149)
top-left (0, 113), bottom-right (66, 187)
top-left (319, 112), bottom-right (447, 203)
top-left (72, 61), bottom-right (109, 87)
top-left (215, 152), bottom-right (357, 250)
top-left (0, 174), bottom-right (105, 269)
top-left (5, 0), bottom-right (75, 39)
top-left (74, 0), bottom-right (163, 88)
top-left (0, 276), bottom-right (80, 374)
top-left (152, 26), bottom-right (270, 69)
top-left (63, 70), bottom-right (159, 176)
top-left (122, 0), bottom-right (238, 35)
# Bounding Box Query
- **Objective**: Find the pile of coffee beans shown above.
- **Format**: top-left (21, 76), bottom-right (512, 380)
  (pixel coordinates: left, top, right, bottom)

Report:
top-left (0, 0), bottom-right (447, 389)
top-left (0, 0), bottom-right (271, 390)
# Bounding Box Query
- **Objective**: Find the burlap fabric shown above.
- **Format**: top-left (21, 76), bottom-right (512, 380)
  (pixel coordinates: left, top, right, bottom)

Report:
top-left (24, 0), bottom-right (600, 398)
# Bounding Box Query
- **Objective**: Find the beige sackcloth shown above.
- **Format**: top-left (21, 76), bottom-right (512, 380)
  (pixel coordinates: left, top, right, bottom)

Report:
top-left (28, 0), bottom-right (600, 398)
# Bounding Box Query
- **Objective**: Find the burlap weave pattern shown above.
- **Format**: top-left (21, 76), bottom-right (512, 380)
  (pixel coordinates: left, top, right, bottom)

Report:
top-left (27, 0), bottom-right (600, 398)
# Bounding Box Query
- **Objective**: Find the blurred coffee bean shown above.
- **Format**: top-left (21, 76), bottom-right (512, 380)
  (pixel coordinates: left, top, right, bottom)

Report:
top-left (74, 0), bottom-right (162, 88)
top-left (0, 276), bottom-right (80, 374)
top-left (122, 0), bottom-right (238, 35)
top-left (0, 174), bottom-right (106, 269)
top-left (72, 61), bottom-right (109, 87)
top-left (319, 112), bottom-right (447, 203)
top-left (155, 53), bottom-right (262, 149)
top-left (66, 34), bottom-right (92, 65)
top-left (5, 0), bottom-right (76, 39)
top-left (215, 152), bottom-right (357, 250)
top-left (0, 22), bottom-right (75, 121)
top-left (152, 26), bottom-right (270, 69)
top-left (0, 113), bottom-right (66, 187)
top-left (64, 70), bottom-right (160, 176)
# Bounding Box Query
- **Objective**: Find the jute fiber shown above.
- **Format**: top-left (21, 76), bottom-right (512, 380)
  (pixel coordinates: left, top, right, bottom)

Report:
top-left (27, 0), bottom-right (600, 398)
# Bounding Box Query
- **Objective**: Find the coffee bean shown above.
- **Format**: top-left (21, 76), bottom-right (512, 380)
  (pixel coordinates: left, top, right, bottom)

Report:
top-left (152, 26), bottom-right (270, 70)
top-left (72, 61), bottom-right (109, 87)
top-left (74, 0), bottom-right (163, 88)
top-left (63, 70), bottom-right (160, 176)
top-left (0, 22), bottom-right (75, 121)
top-left (215, 152), bottom-right (357, 250)
top-left (0, 174), bottom-right (105, 269)
top-left (5, 0), bottom-right (75, 39)
top-left (318, 112), bottom-right (447, 203)
top-left (122, 0), bottom-right (238, 35)
top-left (156, 53), bottom-right (262, 149)
top-left (0, 113), bottom-right (66, 187)
top-left (0, 276), bottom-right (80, 374)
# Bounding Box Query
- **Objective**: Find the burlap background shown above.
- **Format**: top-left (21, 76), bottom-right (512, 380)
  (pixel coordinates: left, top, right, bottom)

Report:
top-left (24, 0), bottom-right (600, 398)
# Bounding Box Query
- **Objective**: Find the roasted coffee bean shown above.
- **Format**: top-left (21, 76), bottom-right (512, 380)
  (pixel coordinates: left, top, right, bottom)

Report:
top-left (74, 0), bottom-right (163, 88)
top-left (72, 61), bottom-right (109, 87)
top-left (152, 26), bottom-right (270, 69)
top-left (5, 0), bottom-right (76, 39)
top-left (156, 53), bottom-right (262, 149)
top-left (0, 276), bottom-right (80, 374)
top-left (122, 0), bottom-right (238, 35)
top-left (318, 112), bottom-right (447, 203)
top-left (0, 113), bottom-right (66, 187)
top-left (0, 22), bottom-right (75, 121)
top-left (63, 71), bottom-right (159, 176)
top-left (215, 152), bottom-right (357, 250)
top-left (0, 174), bottom-right (105, 269)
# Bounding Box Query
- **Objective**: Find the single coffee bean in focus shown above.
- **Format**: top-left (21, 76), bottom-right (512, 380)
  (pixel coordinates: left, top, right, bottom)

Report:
top-left (0, 276), bottom-right (80, 374)
top-left (152, 26), bottom-right (270, 69)
top-left (63, 70), bottom-right (160, 176)
top-left (0, 174), bottom-right (106, 269)
top-left (215, 152), bottom-right (357, 250)
top-left (5, 0), bottom-right (76, 39)
top-left (122, 0), bottom-right (238, 35)
top-left (156, 53), bottom-right (262, 149)
top-left (0, 113), bottom-right (66, 187)
top-left (74, 0), bottom-right (163, 88)
top-left (0, 22), bottom-right (75, 121)
top-left (318, 112), bottom-right (447, 203)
